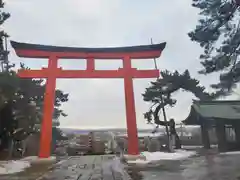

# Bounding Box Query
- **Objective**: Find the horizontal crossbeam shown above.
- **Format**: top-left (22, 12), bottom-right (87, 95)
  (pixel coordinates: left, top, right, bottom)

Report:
top-left (14, 50), bottom-right (163, 59)
top-left (17, 68), bottom-right (159, 79)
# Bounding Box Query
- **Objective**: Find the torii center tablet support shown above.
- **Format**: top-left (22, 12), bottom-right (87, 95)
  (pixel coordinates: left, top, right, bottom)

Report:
top-left (11, 41), bottom-right (166, 158)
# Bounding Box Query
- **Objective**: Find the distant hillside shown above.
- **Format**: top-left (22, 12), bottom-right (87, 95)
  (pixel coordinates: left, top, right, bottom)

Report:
top-left (60, 127), bottom-right (152, 135)
top-left (60, 125), bottom-right (200, 135)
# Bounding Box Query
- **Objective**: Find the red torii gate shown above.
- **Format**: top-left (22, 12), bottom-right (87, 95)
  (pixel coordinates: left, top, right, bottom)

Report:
top-left (11, 41), bottom-right (166, 158)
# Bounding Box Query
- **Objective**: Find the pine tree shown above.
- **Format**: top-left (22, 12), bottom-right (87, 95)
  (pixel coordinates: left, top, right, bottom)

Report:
top-left (142, 70), bottom-right (221, 126)
top-left (0, 1), bottom-right (69, 151)
top-left (143, 70), bottom-right (218, 105)
top-left (0, 64), bottom-right (69, 151)
top-left (0, 0), bottom-right (10, 72)
top-left (188, 0), bottom-right (240, 93)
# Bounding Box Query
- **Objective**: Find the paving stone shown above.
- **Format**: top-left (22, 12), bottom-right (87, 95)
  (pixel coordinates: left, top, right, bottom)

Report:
top-left (37, 155), bottom-right (128, 180)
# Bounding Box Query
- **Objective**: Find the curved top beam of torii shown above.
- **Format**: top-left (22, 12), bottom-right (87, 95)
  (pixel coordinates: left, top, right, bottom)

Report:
top-left (11, 41), bottom-right (166, 59)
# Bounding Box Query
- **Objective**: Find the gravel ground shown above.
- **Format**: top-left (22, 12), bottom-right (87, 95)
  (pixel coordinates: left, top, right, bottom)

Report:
top-left (1, 150), bottom-right (240, 180)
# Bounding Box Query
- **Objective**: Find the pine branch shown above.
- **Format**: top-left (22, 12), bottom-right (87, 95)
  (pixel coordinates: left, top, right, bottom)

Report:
top-left (189, 0), bottom-right (240, 94)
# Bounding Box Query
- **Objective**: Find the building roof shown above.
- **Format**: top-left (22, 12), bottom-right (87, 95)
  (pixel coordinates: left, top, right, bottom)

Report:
top-left (183, 100), bottom-right (240, 125)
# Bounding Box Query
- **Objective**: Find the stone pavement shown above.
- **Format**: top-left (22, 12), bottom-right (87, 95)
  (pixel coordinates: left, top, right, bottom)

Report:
top-left (39, 155), bottom-right (131, 180)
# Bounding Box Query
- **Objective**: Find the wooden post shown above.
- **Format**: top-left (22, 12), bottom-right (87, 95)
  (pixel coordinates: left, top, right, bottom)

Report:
top-left (215, 119), bottom-right (227, 152)
top-left (233, 121), bottom-right (240, 145)
top-left (199, 116), bottom-right (210, 149)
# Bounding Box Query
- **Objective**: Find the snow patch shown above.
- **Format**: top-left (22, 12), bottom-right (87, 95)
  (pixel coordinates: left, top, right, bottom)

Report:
top-left (220, 151), bottom-right (240, 155)
top-left (0, 160), bottom-right (30, 174)
top-left (128, 150), bottom-right (196, 164)
top-left (120, 132), bottom-right (164, 138)
top-left (22, 156), bottom-right (56, 161)
top-left (22, 156), bottom-right (56, 164)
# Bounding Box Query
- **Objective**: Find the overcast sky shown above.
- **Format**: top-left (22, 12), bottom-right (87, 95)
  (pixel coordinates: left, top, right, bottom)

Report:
top-left (4, 0), bottom-right (234, 129)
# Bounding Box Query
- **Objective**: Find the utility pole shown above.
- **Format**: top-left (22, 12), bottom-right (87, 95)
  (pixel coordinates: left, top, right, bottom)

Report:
top-left (0, 31), bottom-right (9, 72)
top-left (151, 38), bottom-right (171, 152)
top-left (4, 36), bottom-right (9, 72)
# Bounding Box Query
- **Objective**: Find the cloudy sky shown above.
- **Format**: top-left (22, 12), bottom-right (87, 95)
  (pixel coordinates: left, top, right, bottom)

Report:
top-left (3, 0), bottom-right (233, 129)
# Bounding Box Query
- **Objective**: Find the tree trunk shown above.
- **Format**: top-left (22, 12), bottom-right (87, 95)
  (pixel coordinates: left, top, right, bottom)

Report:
top-left (175, 134), bottom-right (181, 149)
top-left (8, 139), bottom-right (13, 159)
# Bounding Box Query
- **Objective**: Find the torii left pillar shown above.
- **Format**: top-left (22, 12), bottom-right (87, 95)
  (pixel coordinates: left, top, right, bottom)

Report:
top-left (10, 41), bottom-right (166, 158)
top-left (123, 56), bottom-right (138, 155)
top-left (39, 56), bottom-right (58, 158)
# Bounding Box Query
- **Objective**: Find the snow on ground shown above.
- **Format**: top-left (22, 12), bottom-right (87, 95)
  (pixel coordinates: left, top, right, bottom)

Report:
top-left (0, 160), bottom-right (30, 174)
top-left (128, 150), bottom-right (196, 164)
